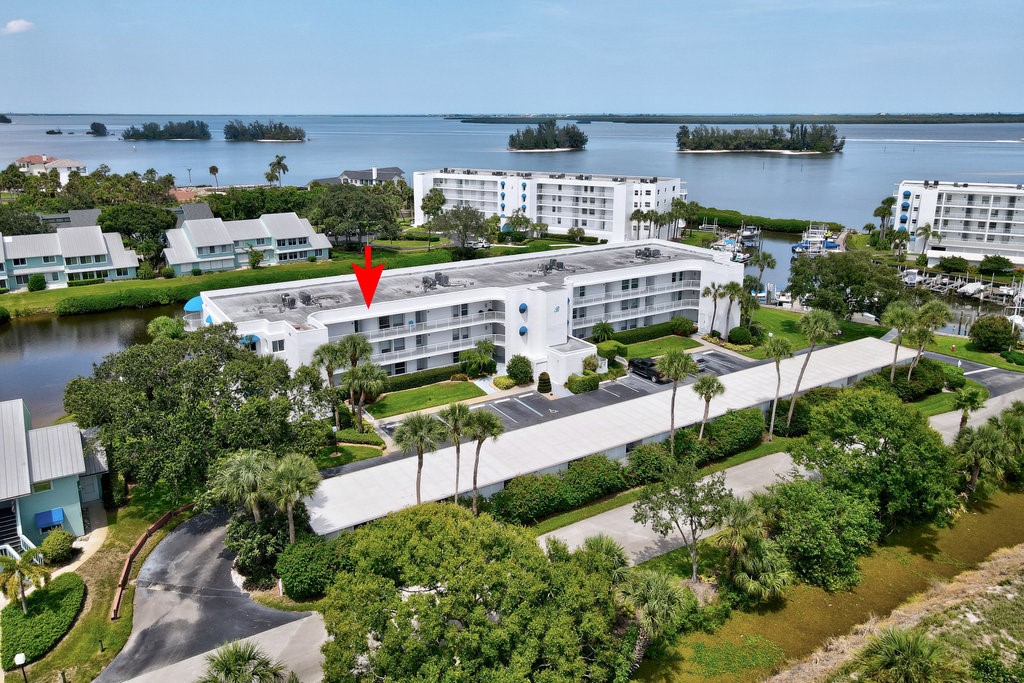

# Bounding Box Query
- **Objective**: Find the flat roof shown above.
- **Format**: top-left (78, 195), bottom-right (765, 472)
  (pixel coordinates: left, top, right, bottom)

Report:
top-left (306, 337), bottom-right (915, 535)
top-left (422, 168), bottom-right (681, 184)
top-left (206, 241), bottom-right (719, 327)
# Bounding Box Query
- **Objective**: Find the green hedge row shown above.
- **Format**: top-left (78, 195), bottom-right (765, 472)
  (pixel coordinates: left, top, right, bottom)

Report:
top-left (66, 278), bottom-right (106, 288)
top-left (55, 284), bottom-right (203, 316)
top-left (565, 373), bottom-right (600, 394)
top-left (771, 387), bottom-right (843, 437)
top-left (856, 357), bottom-right (946, 403)
top-left (1001, 349), bottom-right (1024, 366)
top-left (0, 305), bottom-right (9, 325)
top-left (335, 428), bottom-right (384, 447)
top-left (540, 233), bottom-right (600, 244)
top-left (383, 364), bottom-right (462, 393)
top-left (1, 573), bottom-right (86, 669)
top-left (607, 320), bottom-right (682, 346)
top-left (674, 408), bottom-right (766, 463)
top-left (694, 206), bottom-right (845, 234)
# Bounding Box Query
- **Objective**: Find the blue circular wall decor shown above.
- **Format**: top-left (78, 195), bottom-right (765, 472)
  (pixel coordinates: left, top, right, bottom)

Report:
top-left (519, 303), bottom-right (528, 313)
top-left (521, 204), bottom-right (527, 211)
top-left (519, 326), bottom-right (528, 336)
top-left (903, 190), bottom-right (911, 198)
top-left (901, 202), bottom-right (910, 209)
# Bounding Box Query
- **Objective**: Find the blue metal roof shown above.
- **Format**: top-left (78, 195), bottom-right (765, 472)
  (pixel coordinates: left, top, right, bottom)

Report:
top-left (36, 507), bottom-right (64, 529)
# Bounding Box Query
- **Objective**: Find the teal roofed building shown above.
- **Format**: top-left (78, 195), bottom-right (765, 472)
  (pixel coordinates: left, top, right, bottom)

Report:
top-left (0, 224), bottom-right (140, 291)
top-left (0, 399), bottom-right (107, 560)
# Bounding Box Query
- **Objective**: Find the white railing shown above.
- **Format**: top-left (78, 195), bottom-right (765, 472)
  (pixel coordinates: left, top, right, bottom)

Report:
top-left (0, 544), bottom-right (20, 560)
top-left (573, 280), bottom-right (701, 307)
top-left (575, 300), bottom-right (698, 327)
top-left (183, 311), bottom-right (203, 331)
top-left (333, 311), bottom-right (504, 343)
top-left (373, 334), bottom-right (506, 364)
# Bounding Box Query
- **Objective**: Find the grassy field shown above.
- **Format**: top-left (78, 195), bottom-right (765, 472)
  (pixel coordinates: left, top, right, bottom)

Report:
top-left (634, 490), bottom-right (1024, 683)
top-left (372, 239), bottom-right (451, 250)
top-left (625, 336), bottom-right (703, 358)
top-left (313, 444), bottom-right (381, 469)
top-left (742, 308), bottom-right (887, 360)
top-left (530, 437), bottom-right (801, 536)
top-left (912, 378), bottom-right (990, 417)
top-left (23, 486), bottom-right (187, 683)
top-left (677, 231), bottom-right (718, 248)
top-left (366, 381), bottom-right (486, 419)
top-left (913, 332), bottom-right (1024, 373)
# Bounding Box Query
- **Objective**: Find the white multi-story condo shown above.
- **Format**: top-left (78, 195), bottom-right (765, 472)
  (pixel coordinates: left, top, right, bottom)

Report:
top-left (413, 168), bottom-right (685, 243)
top-left (164, 212), bottom-right (333, 276)
top-left (0, 226), bottom-right (140, 291)
top-left (899, 180), bottom-right (1024, 264)
top-left (194, 240), bottom-right (741, 384)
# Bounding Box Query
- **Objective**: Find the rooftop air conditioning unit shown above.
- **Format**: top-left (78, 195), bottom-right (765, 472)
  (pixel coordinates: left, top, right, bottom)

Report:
top-left (298, 291), bottom-right (312, 305)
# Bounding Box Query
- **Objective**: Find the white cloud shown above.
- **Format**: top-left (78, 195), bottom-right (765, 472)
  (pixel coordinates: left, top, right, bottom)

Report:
top-left (1, 19), bottom-right (34, 35)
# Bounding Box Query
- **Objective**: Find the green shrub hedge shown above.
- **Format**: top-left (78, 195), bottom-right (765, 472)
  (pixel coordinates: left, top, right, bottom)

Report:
top-left (856, 357), bottom-right (945, 402)
top-left (1001, 349), bottom-right (1024, 366)
top-left (728, 326), bottom-right (752, 345)
top-left (596, 340), bottom-right (627, 361)
top-left (624, 443), bottom-right (675, 486)
top-left (701, 408), bottom-right (765, 460)
top-left (692, 205), bottom-right (845, 235)
top-left (66, 278), bottom-right (106, 288)
top-left (607, 321), bottom-right (680, 345)
top-left (335, 428), bottom-right (384, 447)
top-left (383, 364), bottom-right (461, 393)
top-left (490, 454), bottom-right (629, 525)
top-left (0, 306), bottom-right (9, 325)
top-left (566, 373), bottom-right (600, 394)
top-left (493, 375), bottom-right (517, 390)
top-left (942, 364), bottom-right (967, 390)
top-left (506, 355), bottom-right (534, 384)
top-left (275, 537), bottom-right (340, 600)
top-left (41, 528), bottom-right (76, 565)
top-left (772, 387), bottom-right (843, 437)
top-left (55, 283), bottom-right (204, 316)
top-left (1, 573), bottom-right (86, 669)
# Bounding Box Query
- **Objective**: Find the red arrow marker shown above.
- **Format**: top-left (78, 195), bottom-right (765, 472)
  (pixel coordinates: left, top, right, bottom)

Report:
top-left (352, 245), bottom-right (384, 308)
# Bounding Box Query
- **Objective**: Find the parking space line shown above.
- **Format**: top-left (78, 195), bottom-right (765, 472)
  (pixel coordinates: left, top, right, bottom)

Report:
top-left (489, 405), bottom-right (518, 423)
top-left (514, 398), bottom-right (544, 417)
top-left (615, 380), bottom-right (642, 393)
top-left (600, 387), bottom-right (620, 397)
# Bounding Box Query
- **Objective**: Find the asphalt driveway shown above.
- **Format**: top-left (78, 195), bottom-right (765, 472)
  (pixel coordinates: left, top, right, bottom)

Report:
top-left (98, 510), bottom-right (307, 682)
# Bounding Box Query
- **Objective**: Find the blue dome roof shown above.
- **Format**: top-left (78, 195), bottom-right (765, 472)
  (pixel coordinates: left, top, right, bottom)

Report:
top-left (900, 214), bottom-right (909, 222)
top-left (519, 326), bottom-right (528, 336)
top-left (903, 190), bottom-right (911, 198)
top-left (901, 202), bottom-right (910, 209)
top-left (519, 303), bottom-right (528, 313)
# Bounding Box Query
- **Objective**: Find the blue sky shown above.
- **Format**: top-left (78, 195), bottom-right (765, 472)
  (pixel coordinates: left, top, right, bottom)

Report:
top-left (2, 0), bottom-right (1022, 114)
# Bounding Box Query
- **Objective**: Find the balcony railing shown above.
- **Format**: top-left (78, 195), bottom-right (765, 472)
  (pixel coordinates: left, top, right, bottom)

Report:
top-left (331, 310), bottom-right (503, 343)
top-left (574, 300), bottom-right (698, 327)
top-left (372, 334), bottom-right (506, 364)
top-left (573, 280), bottom-right (701, 306)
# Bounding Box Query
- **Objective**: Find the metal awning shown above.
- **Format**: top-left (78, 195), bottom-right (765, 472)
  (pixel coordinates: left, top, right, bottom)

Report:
top-left (183, 296), bottom-right (203, 312)
top-left (35, 507), bottom-right (64, 529)
top-left (239, 334), bottom-right (260, 344)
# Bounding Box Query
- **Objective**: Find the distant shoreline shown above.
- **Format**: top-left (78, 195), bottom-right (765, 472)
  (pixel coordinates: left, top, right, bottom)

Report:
top-left (678, 149), bottom-right (830, 155)
top-left (458, 113), bottom-right (1024, 125)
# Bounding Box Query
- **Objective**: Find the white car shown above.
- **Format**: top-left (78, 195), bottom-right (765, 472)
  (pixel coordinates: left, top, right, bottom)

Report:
top-left (467, 239), bottom-right (492, 249)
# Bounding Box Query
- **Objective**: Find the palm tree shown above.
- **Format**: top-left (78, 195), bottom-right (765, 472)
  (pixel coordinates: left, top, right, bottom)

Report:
top-left (197, 640), bottom-right (289, 683)
top-left (630, 208), bottom-right (644, 241)
top-left (881, 301), bottom-right (916, 383)
top-left (0, 547), bottom-right (50, 615)
top-left (953, 386), bottom-right (985, 431)
top-left (854, 627), bottom-right (957, 683)
top-left (264, 170), bottom-right (279, 186)
top-left (892, 229), bottom-right (909, 259)
top-left (591, 321), bottom-right (615, 343)
top-left (437, 402), bottom-right (473, 503)
top-left (209, 165), bottom-right (219, 187)
top-left (785, 309), bottom-right (838, 428)
top-left (739, 290), bottom-right (760, 330)
top-left (578, 534), bottom-right (629, 582)
top-left (268, 155), bottom-right (288, 187)
top-left (346, 361), bottom-right (387, 432)
top-left (701, 282), bottom-right (725, 336)
top-left (915, 222), bottom-right (941, 252)
top-left (311, 341), bottom-right (347, 430)
top-left (210, 450), bottom-right (273, 522)
top-left (721, 281), bottom-right (745, 332)
top-left (715, 497), bottom-right (765, 567)
top-left (873, 196), bottom-right (897, 242)
top-left (693, 375), bottom-right (725, 440)
top-left (764, 336), bottom-right (794, 442)
top-left (907, 300), bottom-right (952, 379)
top-left (656, 349), bottom-right (699, 456)
top-left (751, 251), bottom-right (777, 292)
top-left (620, 570), bottom-right (691, 658)
top-left (267, 453), bottom-right (321, 544)
top-left (393, 412), bottom-right (446, 504)
top-left (463, 409), bottom-right (504, 515)
top-left (955, 423), bottom-right (1009, 493)
top-left (338, 334), bottom-right (372, 417)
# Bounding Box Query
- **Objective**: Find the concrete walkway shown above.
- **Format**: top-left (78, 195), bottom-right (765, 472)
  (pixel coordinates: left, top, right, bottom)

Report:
top-left (929, 386), bottom-right (1024, 444)
top-left (538, 451), bottom-right (801, 564)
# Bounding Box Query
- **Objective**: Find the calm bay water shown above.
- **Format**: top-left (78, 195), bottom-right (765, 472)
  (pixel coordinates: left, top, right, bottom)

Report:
top-left (1, 116), bottom-right (1023, 421)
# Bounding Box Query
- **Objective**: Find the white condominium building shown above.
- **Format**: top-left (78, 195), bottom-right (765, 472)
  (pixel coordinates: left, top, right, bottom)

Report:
top-left (195, 240), bottom-right (741, 384)
top-left (899, 180), bottom-right (1024, 264)
top-left (413, 168), bottom-right (685, 243)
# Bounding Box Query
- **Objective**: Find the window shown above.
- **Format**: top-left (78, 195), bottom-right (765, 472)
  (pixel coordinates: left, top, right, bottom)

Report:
top-left (32, 481), bottom-right (52, 493)
top-left (16, 274), bottom-right (29, 285)
top-left (452, 352), bottom-right (460, 364)
top-left (50, 272), bottom-right (59, 281)
top-left (42, 255), bottom-right (56, 264)
top-left (80, 255), bottom-right (93, 264)
top-left (94, 254), bottom-right (106, 263)
top-left (65, 256), bottom-right (78, 265)
top-left (452, 328), bottom-right (469, 341)
top-left (644, 202), bottom-right (650, 208)
top-left (272, 339), bottom-right (285, 352)
top-left (393, 362), bottom-right (406, 375)
top-left (452, 303), bottom-right (469, 318)
top-left (645, 190), bottom-right (651, 196)
top-left (116, 268), bottom-right (129, 277)
top-left (12, 258), bottom-right (26, 266)
top-left (621, 278), bottom-right (639, 291)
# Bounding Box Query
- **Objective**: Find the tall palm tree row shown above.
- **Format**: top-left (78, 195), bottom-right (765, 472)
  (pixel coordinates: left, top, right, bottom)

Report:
top-left (463, 409), bottom-right (505, 515)
top-left (656, 349), bottom-right (699, 456)
top-left (881, 301), bottom-right (916, 383)
top-left (267, 453), bottom-right (322, 544)
top-left (785, 309), bottom-right (839, 428)
top-left (210, 449), bottom-right (274, 522)
top-left (907, 300), bottom-right (953, 380)
top-left (764, 336), bottom-right (794, 442)
top-left (393, 412), bottom-right (446, 504)
top-left (437, 402), bottom-right (472, 503)
top-left (0, 547), bottom-right (50, 615)
top-left (701, 282), bottom-right (725, 336)
top-left (630, 209), bottom-right (645, 241)
top-left (693, 375), bottom-right (725, 440)
top-left (721, 281), bottom-right (745, 333)
top-left (338, 334), bottom-right (372, 417)
top-left (311, 341), bottom-right (348, 430)
top-left (345, 361), bottom-right (387, 432)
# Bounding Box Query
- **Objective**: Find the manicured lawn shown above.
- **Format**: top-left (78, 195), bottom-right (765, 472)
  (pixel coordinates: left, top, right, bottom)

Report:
top-left (530, 437), bottom-right (801, 536)
top-left (635, 490), bottom-right (1024, 683)
top-left (911, 379), bottom-right (989, 417)
top-left (372, 239), bottom-right (451, 250)
top-left (313, 444), bottom-right (382, 469)
top-left (366, 381), bottom-right (486, 419)
top-left (625, 335), bottom-right (702, 358)
top-left (742, 308), bottom-right (887, 360)
top-left (24, 485), bottom-right (188, 683)
top-left (677, 231), bottom-right (718, 248)
top-left (913, 332), bottom-right (1024, 373)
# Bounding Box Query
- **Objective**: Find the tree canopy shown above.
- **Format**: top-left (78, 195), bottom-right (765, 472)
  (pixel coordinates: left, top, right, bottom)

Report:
top-left (0, 205), bottom-right (49, 235)
top-left (676, 123), bottom-right (845, 152)
top-left (321, 504), bottom-right (626, 683)
top-left (787, 250), bottom-right (903, 319)
top-left (431, 205), bottom-right (487, 256)
top-left (508, 119), bottom-right (588, 150)
top-left (97, 202), bottom-right (177, 242)
top-left (121, 120), bottom-right (211, 140)
top-left (224, 119), bottom-right (306, 142)
top-left (310, 183), bottom-right (400, 244)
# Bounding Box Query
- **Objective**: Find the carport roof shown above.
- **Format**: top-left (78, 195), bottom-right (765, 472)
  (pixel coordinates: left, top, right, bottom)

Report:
top-left (306, 337), bottom-right (915, 535)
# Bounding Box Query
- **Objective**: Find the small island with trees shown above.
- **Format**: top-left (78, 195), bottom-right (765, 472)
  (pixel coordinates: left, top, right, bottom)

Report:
top-left (677, 123), bottom-right (846, 153)
top-left (121, 120), bottom-right (211, 141)
top-left (224, 119), bottom-right (307, 142)
top-left (85, 122), bottom-right (108, 137)
top-left (508, 119), bottom-right (588, 151)
top-left (0, 114), bottom-right (11, 124)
